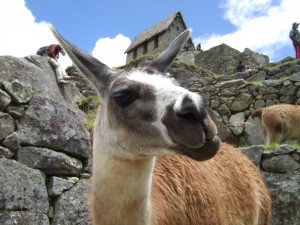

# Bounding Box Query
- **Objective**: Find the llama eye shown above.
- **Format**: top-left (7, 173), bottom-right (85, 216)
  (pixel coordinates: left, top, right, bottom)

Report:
top-left (112, 91), bottom-right (139, 107)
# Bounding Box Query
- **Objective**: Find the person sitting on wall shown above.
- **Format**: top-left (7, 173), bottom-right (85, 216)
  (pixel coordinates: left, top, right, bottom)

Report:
top-left (196, 43), bottom-right (203, 52)
top-left (236, 60), bottom-right (245, 72)
top-left (47, 44), bottom-right (73, 84)
top-left (37, 44), bottom-right (72, 84)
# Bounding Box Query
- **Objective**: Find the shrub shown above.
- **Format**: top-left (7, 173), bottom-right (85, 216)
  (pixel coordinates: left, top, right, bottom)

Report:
top-left (76, 96), bottom-right (101, 132)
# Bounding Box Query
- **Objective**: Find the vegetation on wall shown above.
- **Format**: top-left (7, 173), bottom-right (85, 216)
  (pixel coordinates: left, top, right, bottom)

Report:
top-left (76, 96), bottom-right (101, 132)
top-left (171, 61), bottom-right (215, 78)
top-left (118, 55), bottom-right (154, 70)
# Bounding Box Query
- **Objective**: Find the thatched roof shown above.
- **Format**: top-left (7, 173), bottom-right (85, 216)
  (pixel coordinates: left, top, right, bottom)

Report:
top-left (125, 11), bottom-right (187, 53)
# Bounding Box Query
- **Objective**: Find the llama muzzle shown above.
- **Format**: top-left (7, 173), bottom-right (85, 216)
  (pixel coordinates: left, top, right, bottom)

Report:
top-left (163, 103), bottom-right (221, 161)
top-left (181, 135), bottom-right (221, 161)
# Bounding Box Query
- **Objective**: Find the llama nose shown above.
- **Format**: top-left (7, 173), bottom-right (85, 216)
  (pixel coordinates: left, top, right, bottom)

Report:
top-left (176, 95), bottom-right (216, 140)
top-left (177, 96), bottom-right (206, 122)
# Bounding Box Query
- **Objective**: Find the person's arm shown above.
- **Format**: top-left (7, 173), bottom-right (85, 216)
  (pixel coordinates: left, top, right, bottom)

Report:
top-left (290, 30), bottom-right (296, 41)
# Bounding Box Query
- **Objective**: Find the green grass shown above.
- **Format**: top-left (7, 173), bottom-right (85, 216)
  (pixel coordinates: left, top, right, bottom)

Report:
top-left (262, 66), bottom-right (271, 72)
top-left (263, 143), bottom-right (280, 151)
top-left (292, 144), bottom-right (300, 149)
top-left (117, 55), bottom-right (154, 69)
top-left (278, 76), bottom-right (290, 82)
top-left (171, 61), bottom-right (202, 71)
top-left (264, 142), bottom-right (300, 151)
top-left (245, 80), bottom-right (263, 85)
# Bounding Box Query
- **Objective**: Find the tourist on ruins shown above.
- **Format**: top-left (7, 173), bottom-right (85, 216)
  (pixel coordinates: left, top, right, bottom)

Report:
top-left (37, 44), bottom-right (72, 84)
top-left (289, 22), bottom-right (300, 59)
top-left (196, 43), bottom-right (202, 51)
top-left (236, 60), bottom-right (245, 72)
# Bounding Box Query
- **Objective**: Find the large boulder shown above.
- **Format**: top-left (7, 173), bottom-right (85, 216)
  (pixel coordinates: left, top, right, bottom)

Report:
top-left (195, 43), bottom-right (269, 75)
top-left (240, 145), bottom-right (300, 224)
top-left (0, 111), bottom-right (15, 141)
top-left (245, 116), bottom-right (263, 145)
top-left (195, 43), bottom-right (241, 75)
top-left (0, 211), bottom-right (49, 225)
top-left (16, 94), bottom-right (91, 159)
top-left (0, 158), bottom-right (49, 213)
top-left (17, 146), bottom-right (83, 175)
top-left (52, 179), bottom-right (92, 225)
top-left (263, 171), bottom-right (300, 225)
top-left (0, 55), bottom-right (83, 108)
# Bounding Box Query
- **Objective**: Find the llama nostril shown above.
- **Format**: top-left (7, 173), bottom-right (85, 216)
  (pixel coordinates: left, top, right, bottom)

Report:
top-left (177, 95), bottom-right (206, 121)
top-left (178, 112), bottom-right (197, 122)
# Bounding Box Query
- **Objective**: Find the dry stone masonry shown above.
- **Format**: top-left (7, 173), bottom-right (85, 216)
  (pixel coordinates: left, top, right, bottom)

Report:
top-left (0, 51), bottom-right (299, 225)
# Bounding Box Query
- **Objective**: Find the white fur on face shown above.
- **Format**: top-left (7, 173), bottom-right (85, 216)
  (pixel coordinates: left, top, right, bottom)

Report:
top-left (127, 71), bottom-right (204, 150)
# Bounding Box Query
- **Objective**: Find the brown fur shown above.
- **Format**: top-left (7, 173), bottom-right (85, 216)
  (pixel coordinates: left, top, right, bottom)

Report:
top-left (89, 143), bottom-right (271, 225)
top-left (252, 104), bottom-right (300, 144)
top-left (151, 143), bottom-right (271, 225)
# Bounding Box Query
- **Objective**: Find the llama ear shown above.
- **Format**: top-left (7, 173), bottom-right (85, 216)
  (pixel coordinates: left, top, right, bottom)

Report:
top-left (49, 24), bottom-right (114, 96)
top-left (145, 29), bottom-right (191, 74)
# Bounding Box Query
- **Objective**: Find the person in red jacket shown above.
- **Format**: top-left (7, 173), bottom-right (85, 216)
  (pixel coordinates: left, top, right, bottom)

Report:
top-left (47, 44), bottom-right (71, 84)
top-left (289, 22), bottom-right (300, 59)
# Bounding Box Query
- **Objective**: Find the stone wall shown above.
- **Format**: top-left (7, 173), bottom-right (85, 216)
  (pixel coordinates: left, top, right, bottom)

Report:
top-left (0, 56), bottom-right (93, 225)
top-left (0, 55), bottom-right (299, 224)
top-left (171, 58), bottom-right (300, 146)
top-left (194, 43), bottom-right (269, 75)
top-left (241, 144), bottom-right (300, 225)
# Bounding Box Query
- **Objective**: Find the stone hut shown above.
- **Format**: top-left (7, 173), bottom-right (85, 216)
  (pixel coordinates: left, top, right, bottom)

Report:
top-left (125, 11), bottom-right (194, 63)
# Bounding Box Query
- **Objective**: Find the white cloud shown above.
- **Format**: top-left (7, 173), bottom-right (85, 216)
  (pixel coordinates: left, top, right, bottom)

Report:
top-left (3, 0), bottom-right (297, 68)
top-left (194, 0), bottom-right (299, 61)
top-left (0, 0), bottom-right (72, 69)
top-left (92, 34), bottom-right (131, 68)
top-left (0, 0), bottom-right (130, 70)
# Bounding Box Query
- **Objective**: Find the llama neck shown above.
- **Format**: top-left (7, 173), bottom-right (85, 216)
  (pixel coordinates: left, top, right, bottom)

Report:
top-left (92, 151), bottom-right (155, 225)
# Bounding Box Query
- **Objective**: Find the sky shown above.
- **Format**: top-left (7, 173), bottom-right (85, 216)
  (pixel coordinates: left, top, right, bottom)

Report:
top-left (0, 0), bottom-right (299, 70)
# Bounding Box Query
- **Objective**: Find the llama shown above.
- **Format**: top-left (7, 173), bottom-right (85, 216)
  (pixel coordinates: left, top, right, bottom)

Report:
top-left (50, 25), bottom-right (271, 225)
top-left (252, 103), bottom-right (300, 145)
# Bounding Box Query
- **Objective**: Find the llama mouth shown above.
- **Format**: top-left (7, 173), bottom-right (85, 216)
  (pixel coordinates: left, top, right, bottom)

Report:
top-left (179, 135), bottom-right (221, 161)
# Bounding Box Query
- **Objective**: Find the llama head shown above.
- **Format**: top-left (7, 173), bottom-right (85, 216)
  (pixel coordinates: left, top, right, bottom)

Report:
top-left (50, 25), bottom-right (220, 161)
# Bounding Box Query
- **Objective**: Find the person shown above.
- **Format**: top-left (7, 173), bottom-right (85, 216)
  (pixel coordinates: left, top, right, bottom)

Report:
top-left (289, 22), bottom-right (300, 59)
top-left (196, 43), bottom-right (203, 52)
top-left (236, 60), bottom-right (245, 72)
top-left (45, 44), bottom-right (71, 84)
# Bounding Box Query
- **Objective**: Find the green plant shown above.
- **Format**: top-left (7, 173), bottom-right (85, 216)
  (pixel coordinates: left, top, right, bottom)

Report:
top-left (171, 61), bottom-right (201, 71)
top-left (32, 89), bottom-right (43, 94)
top-left (82, 110), bottom-right (97, 132)
top-left (262, 66), bottom-right (271, 72)
top-left (288, 60), bottom-right (298, 67)
top-left (65, 65), bottom-right (76, 75)
top-left (278, 76), bottom-right (290, 82)
top-left (245, 80), bottom-right (263, 85)
top-left (118, 55), bottom-right (154, 69)
top-left (76, 96), bottom-right (100, 112)
top-left (263, 143), bottom-right (280, 151)
top-left (76, 96), bottom-right (101, 132)
top-left (292, 144), bottom-right (300, 149)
